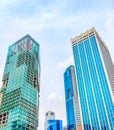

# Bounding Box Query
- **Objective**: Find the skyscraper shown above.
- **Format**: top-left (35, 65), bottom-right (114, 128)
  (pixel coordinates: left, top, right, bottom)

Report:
top-left (44, 111), bottom-right (55, 130)
top-left (0, 34), bottom-right (40, 130)
top-left (71, 28), bottom-right (114, 129)
top-left (64, 65), bottom-right (82, 130)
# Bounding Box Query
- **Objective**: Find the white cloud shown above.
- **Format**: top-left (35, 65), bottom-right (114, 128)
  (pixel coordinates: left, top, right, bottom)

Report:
top-left (57, 56), bottom-right (74, 71)
top-left (47, 92), bottom-right (66, 126)
top-left (0, 0), bottom-right (17, 6)
top-left (48, 92), bottom-right (57, 101)
top-left (48, 92), bottom-right (61, 107)
top-left (104, 10), bottom-right (114, 61)
top-left (105, 10), bottom-right (114, 36)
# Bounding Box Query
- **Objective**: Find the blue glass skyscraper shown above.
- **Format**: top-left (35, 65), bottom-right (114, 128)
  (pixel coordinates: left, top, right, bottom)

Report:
top-left (64, 65), bottom-right (82, 130)
top-left (71, 28), bottom-right (114, 129)
top-left (47, 120), bottom-right (62, 130)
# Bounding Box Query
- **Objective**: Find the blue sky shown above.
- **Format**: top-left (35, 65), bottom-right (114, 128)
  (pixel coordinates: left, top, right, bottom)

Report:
top-left (0, 0), bottom-right (114, 129)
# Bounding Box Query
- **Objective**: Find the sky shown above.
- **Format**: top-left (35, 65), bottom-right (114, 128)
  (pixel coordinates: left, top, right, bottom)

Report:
top-left (0, 0), bottom-right (114, 129)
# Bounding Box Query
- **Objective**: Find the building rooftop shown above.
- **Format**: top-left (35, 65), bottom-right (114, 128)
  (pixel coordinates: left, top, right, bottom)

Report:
top-left (71, 27), bottom-right (108, 52)
top-left (9, 34), bottom-right (39, 48)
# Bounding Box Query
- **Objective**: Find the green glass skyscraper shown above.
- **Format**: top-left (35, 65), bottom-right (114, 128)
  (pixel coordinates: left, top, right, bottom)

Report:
top-left (0, 34), bottom-right (40, 130)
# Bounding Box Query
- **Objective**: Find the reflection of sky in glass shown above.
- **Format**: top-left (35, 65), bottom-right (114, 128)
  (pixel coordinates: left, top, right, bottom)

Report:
top-left (7, 35), bottom-right (40, 56)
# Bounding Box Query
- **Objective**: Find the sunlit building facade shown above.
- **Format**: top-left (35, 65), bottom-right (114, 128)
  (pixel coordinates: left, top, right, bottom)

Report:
top-left (71, 28), bottom-right (114, 129)
top-left (0, 34), bottom-right (40, 130)
top-left (64, 65), bottom-right (82, 130)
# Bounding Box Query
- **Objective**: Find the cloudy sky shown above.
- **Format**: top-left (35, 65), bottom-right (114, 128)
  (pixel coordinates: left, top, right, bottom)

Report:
top-left (0, 0), bottom-right (114, 129)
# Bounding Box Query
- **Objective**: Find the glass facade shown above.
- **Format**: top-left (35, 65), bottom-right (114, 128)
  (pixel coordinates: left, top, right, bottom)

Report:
top-left (72, 28), bottom-right (114, 130)
top-left (47, 120), bottom-right (62, 130)
top-left (0, 34), bottom-right (40, 130)
top-left (64, 65), bottom-right (82, 130)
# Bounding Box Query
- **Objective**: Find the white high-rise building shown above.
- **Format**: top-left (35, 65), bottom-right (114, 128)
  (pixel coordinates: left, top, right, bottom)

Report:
top-left (44, 111), bottom-right (55, 130)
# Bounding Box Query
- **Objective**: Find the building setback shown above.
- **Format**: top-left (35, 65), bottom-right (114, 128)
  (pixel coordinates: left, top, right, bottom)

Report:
top-left (71, 28), bottom-right (114, 129)
top-left (64, 65), bottom-right (82, 130)
top-left (0, 34), bottom-right (40, 130)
